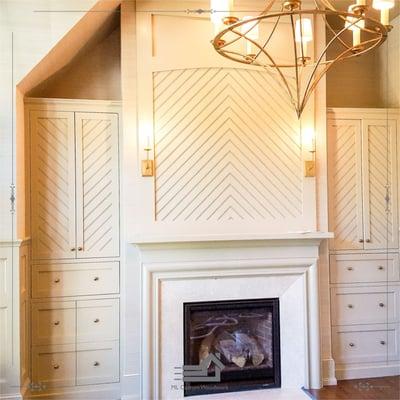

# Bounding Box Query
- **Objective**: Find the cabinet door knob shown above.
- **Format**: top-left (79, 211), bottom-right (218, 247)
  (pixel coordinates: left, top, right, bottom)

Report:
top-left (380, 340), bottom-right (386, 345)
top-left (358, 239), bottom-right (364, 243)
top-left (54, 278), bottom-right (60, 283)
top-left (349, 343), bottom-right (355, 347)
top-left (366, 239), bottom-right (371, 243)
top-left (378, 266), bottom-right (384, 270)
top-left (71, 248), bottom-right (76, 252)
top-left (94, 318), bottom-right (100, 323)
top-left (94, 361), bottom-right (100, 367)
top-left (379, 302), bottom-right (385, 308)
top-left (347, 267), bottom-right (353, 271)
top-left (53, 364), bottom-right (60, 370)
top-left (347, 304), bottom-right (354, 309)
top-left (94, 277), bottom-right (100, 281)
top-left (54, 321), bottom-right (60, 326)
top-left (78, 247), bottom-right (83, 251)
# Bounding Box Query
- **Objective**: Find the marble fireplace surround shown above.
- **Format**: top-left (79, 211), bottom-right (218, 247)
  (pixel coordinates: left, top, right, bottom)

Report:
top-left (135, 233), bottom-right (333, 399)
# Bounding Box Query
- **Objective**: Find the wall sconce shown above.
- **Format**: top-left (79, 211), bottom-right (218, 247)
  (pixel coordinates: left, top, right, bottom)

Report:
top-left (141, 125), bottom-right (154, 177)
top-left (302, 127), bottom-right (316, 178)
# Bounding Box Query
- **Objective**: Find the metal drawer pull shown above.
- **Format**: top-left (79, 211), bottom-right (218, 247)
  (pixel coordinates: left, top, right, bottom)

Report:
top-left (378, 266), bottom-right (384, 270)
top-left (78, 247), bottom-right (83, 251)
top-left (366, 239), bottom-right (371, 243)
top-left (379, 302), bottom-right (385, 308)
top-left (380, 341), bottom-right (386, 345)
top-left (359, 239), bottom-right (364, 243)
top-left (54, 278), bottom-right (60, 283)
top-left (94, 277), bottom-right (100, 281)
top-left (54, 321), bottom-right (60, 326)
top-left (94, 361), bottom-right (100, 367)
top-left (347, 304), bottom-right (354, 309)
top-left (71, 248), bottom-right (76, 252)
top-left (94, 318), bottom-right (100, 323)
top-left (349, 343), bottom-right (355, 347)
top-left (53, 364), bottom-right (60, 370)
top-left (347, 267), bottom-right (353, 271)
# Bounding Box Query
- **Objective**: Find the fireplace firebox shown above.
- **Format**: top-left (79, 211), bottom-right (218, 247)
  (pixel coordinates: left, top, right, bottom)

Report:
top-left (183, 298), bottom-right (281, 396)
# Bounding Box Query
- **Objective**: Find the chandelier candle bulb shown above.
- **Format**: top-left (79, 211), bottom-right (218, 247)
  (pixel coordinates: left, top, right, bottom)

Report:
top-left (381, 8), bottom-right (390, 25)
top-left (295, 18), bottom-right (313, 58)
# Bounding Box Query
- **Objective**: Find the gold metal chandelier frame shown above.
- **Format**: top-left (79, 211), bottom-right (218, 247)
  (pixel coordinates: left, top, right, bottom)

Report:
top-left (211, 5), bottom-right (388, 118)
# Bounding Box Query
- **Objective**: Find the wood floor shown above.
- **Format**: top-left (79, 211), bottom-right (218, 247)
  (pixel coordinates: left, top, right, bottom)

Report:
top-left (304, 376), bottom-right (400, 400)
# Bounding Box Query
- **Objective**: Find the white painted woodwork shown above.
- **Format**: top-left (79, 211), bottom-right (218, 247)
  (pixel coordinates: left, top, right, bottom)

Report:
top-left (30, 111), bottom-right (76, 260)
top-left (26, 99), bottom-right (122, 397)
top-left (76, 299), bottom-right (119, 343)
top-left (32, 262), bottom-right (120, 298)
top-left (32, 344), bottom-right (76, 388)
top-left (75, 113), bottom-right (120, 258)
top-left (331, 286), bottom-right (400, 326)
top-left (154, 68), bottom-right (303, 223)
top-left (330, 253), bottom-right (400, 284)
top-left (332, 324), bottom-right (400, 364)
top-left (32, 302), bottom-right (76, 346)
top-left (328, 119), bottom-right (364, 250)
top-left (76, 341), bottom-right (119, 385)
top-left (362, 119), bottom-right (398, 250)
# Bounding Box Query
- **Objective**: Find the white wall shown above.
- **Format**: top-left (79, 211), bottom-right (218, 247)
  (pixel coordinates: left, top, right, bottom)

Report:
top-left (0, 0), bottom-right (97, 241)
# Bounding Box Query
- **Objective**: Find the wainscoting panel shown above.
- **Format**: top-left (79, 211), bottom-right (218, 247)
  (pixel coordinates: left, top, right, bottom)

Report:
top-left (154, 68), bottom-right (302, 223)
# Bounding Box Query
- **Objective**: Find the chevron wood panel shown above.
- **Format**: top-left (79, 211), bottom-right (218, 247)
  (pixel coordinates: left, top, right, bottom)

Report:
top-left (328, 120), bottom-right (363, 250)
top-left (153, 68), bottom-right (302, 222)
top-left (76, 113), bottom-right (119, 258)
top-left (30, 111), bottom-right (76, 260)
top-left (365, 122), bottom-right (398, 249)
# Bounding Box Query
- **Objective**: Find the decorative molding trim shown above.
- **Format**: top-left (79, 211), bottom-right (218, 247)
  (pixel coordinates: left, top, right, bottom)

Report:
top-left (139, 239), bottom-right (327, 399)
top-left (322, 358), bottom-right (337, 386)
top-left (335, 362), bottom-right (400, 380)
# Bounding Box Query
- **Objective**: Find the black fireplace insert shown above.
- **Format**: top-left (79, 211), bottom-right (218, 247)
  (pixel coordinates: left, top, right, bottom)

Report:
top-left (183, 298), bottom-right (281, 396)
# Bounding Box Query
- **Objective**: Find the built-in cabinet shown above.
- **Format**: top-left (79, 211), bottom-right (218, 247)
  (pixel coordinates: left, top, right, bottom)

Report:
top-left (328, 108), bottom-right (400, 380)
top-left (26, 99), bottom-right (121, 397)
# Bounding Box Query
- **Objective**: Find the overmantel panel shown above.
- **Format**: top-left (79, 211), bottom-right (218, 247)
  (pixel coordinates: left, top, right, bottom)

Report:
top-left (133, 0), bottom-right (320, 241)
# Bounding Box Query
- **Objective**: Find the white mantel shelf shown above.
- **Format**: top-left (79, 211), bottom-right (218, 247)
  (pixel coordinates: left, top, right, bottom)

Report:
top-left (132, 231), bottom-right (333, 245)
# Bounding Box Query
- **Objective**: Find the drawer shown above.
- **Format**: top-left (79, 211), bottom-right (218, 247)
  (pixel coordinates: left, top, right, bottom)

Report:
top-left (77, 299), bottom-right (119, 343)
top-left (32, 302), bottom-right (76, 345)
top-left (331, 286), bottom-right (399, 326)
top-left (32, 344), bottom-right (76, 388)
top-left (32, 262), bottom-right (119, 298)
top-left (332, 324), bottom-right (400, 364)
top-left (330, 254), bottom-right (400, 284)
top-left (76, 341), bottom-right (119, 385)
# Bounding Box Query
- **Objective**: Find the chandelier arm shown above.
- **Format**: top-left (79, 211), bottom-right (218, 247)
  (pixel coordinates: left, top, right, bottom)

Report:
top-left (323, 14), bottom-right (350, 51)
top-left (300, 44), bottom-right (362, 113)
top-left (255, 15), bottom-right (282, 61)
top-left (260, 0), bottom-right (277, 16)
top-left (289, 13), bottom-right (301, 111)
top-left (230, 28), bottom-right (299, 108)
top-left (300, 18), bottom-right (363, 105)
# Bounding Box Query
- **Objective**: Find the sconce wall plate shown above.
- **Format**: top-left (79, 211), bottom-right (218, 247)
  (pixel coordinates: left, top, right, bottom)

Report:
top-left (304, 160), bottom-right (316, 177)
top-left (142, 160), bottom-right (154, 177)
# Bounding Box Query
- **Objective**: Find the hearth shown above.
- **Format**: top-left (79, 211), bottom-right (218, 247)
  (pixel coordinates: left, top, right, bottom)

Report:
top-left (183, 298), bottom-right (281, 396)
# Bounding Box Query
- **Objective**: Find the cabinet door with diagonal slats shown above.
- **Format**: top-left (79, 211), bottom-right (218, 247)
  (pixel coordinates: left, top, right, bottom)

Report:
top-left (75, 113), bottom-right (119, 258)
top-left (328, 119), bottom-right (364, 250)
top-left (30, 111), bottom-right (76, 260)
top-left (363, 119), bottom-right (398, 250)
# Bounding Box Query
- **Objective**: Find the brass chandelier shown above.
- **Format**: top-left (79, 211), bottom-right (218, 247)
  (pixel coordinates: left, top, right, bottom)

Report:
top-left (210, 0), bottom-right (394, 118)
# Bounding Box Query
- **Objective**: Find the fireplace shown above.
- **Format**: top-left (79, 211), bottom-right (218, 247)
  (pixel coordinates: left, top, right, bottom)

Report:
top-left (183, 298), bottom-right (281, 397)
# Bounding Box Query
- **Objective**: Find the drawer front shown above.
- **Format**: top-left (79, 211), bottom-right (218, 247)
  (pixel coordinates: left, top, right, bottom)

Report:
top-left (332, 324), bottom-right (400, 364)
top-left (330, 254), bottom-right (400, 284)
top-left (32, 302), bottom-right (76, 345)
top-left (76, 341), bottom-right (119, 385)
top-left (32, 262), bottom-right (119, 298)
top-left (32, 344), bottom-right (76, 388)
top-left (331, 286), bottom-right (399, 326)
top-left (77, 299), bottom-right (119, 343)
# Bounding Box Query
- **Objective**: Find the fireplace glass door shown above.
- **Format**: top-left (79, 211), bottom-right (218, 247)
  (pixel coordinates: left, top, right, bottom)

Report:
top-left (183, 298), bottom-right (281, 396)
